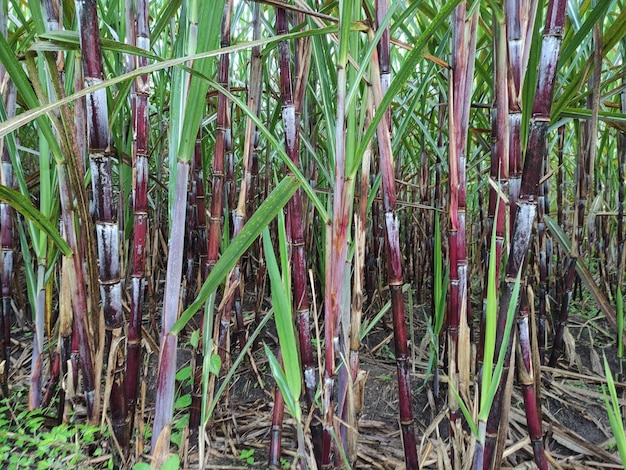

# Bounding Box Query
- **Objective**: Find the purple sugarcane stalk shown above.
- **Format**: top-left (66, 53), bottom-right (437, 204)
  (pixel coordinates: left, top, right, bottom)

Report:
top-left (448, 2), bottom-right (478, 431)
top-left (482, 4), bottom-right (509, 379)
top-left (58, 165), bottom-right (96, 418)
top-left (77, 0), bottom-right (125, 440)
top-left (269, 7), bottom-right (321, 467)
top-left (126, 0), bottom-right (150, 416)
top-left (208, 0), bottom-right (232, 365)
top-left (322, 25), bottom-right (351, 470)
top-left (483, 0), bottom-right (567, 467)
top-left (0, 78), bottom-right (15, 397)
top-left (550, 25), bottom-right (601, 367)
top-left (152, 161), bottom-right (189, 452)
top-left (371, 45), bottom-right (419, 470)
top-left (345, 89), bottom-right (374, 467)
top-left (189, 132), bottom-right (207, 432)
top-left (516, 297), bottom-right (548, 470)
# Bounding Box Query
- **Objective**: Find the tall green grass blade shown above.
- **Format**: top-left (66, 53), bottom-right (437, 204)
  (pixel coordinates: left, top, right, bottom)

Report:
top-left (618, 286), bottom-right (624, 358)
top-left (0, 186), bottom-right (71, 256)
top-left (482, 199), bottom-right (500, 410)
top-left (478, 267), bottom-right (522, 422)
top-left (558, 0), bottom-right (613, 68)
top-left (264, 344), bottom-right (301, 422)
top-left (354, 0), bottom-right (463, 172)
top-left (263, 228), bottom-right (301, 402)
top-left (603, 354), bottom-right (626, 466)
top-left (172, 175), bottom-right (300, 334)
top-left (0, 27), bottom-right (337, 140)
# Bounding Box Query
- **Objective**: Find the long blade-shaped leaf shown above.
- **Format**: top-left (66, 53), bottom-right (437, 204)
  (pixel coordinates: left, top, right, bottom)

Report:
top-left (172, 175), bottom-right (300, 334)
top-left (0, 185), bottom-right (71, 256)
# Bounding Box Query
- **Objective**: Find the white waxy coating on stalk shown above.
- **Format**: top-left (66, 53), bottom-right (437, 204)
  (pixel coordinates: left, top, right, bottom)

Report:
top-left (282, 106), bottom-right (297, 153)
top-left (85, 80), bottom-right (109, 146)
top-left (304, 368), bottom-right (316, 391)
top-left (535, 36), bottom-right (560, 109)
top-left (96, 223), bottom-right (120, 276)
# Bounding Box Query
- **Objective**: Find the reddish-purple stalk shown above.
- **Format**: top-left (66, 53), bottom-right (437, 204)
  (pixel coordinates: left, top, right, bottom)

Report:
top-left (322, 21), bottom-right (352, 470)
top-left (208, 1), bottom-right (232, 366)
top-left (269, 7), bottom-right (321, 468)
top-left (76, 0), bottom-right (125, 437)
top-left (189, 132), bottom-right (208, 432)
top-left (0, 78), bottom-right (15, 397)
top-left (516, 295), bottom-right (548, 469)
top-left (506, 0), bottom-right (538, 232)
top-left (345, 89), bottom-right (374, 467)
top-left (482, 5), bottom-right (509, 376)
top-left (126, 0), bottom-right (150, 419)
top-left (483, 0), bottom-right (568, 467)
top-left (58, 164), bottom-right (96, 419)
top-left (618, 66), bottom-right (625, 287)
top-left (448, 2), bottom-right (478, 430)
top-left (550, 26), bottom-right (601, 367)
top-left (537, 121), bottom-right (552, 364)
top-left (245, 5), bottom-right (263, 315)
top-left (371, 45), bottom-right (419, 470)
top-left (152, 161), bottom-right (189, 451)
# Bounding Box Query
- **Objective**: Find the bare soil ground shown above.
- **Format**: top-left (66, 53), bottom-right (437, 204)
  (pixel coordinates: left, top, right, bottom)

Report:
top-left (3, 296), bottom-right (624, 469)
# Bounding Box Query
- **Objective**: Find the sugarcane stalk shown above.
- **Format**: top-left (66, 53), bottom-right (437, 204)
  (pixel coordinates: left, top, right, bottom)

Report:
top-left (152, 1), bottom-right (224, 458)
top-left (371, 43), bottom-right (419, 470)
top-left (189, 131), bottom-right (208, 433)
top-left (322, 4), bottom-right (354, 466)
top-left (76, 0), bottom-right (126, 443)
top-left (345, 88), bottom-right (374, 467)
top-left (618, 46), bottom-right (626, 289)
top-left (483, 0), bottom-right (568, 467)
top-left (0, 69), bottom-right (15, 398)
top-left (126, 0), bottom-right (151, 416)
top-left (448, 2), bottom-right (478, 434)
top-left (516, 291), bottom-right (548, 469)
top-left (549, 22), bottom-right (602, 367)
top-left (507, 0), bottom-right (538, 230)
top-left (537, 123), bottom-right (551, 364)
top-left (270, 5), bottom-right (321, 467)
top-left (482, 2), bottom-right (509, 378)
top-left (208, 0), bottom-right (232, 366)
top-left (152, 162), bottom-right (189, 457)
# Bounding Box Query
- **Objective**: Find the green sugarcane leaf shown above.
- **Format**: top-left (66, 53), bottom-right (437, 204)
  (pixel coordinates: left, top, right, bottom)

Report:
top-left (482, 198), bottom-right (500, 409)
top-left (209, 354), bottom-right (221, 376)
top-left (603, 6), bottom-right (626, 53)
top-left (35, 30), bottom-right (162, 61)
top-left (478, 267), bottom-right (522, 422)
top-left (603, 354), bottom-right (626, 464)
top-left (0, 27), bottom-right (336, 140)
top-left (354, 0), bottom-right (463, 170)
top-left (0, 33), bottom-right (64, 163)
top-left (448, 382), bottom-right (478, 437)
top-left (263, 228), bottom-right (301, 402)
top-left (172, 175), bottom-right (300, 334)
top-left (264, 344), bottom-right (300, 421)
top-left (132, 463), bottom-right (152, 470)
top-left (558, 0), bottom-right (613, 68)
top-left (618, 285), bottom-right (624, 358)
top-left (0, 186), bottom-right (71, 257)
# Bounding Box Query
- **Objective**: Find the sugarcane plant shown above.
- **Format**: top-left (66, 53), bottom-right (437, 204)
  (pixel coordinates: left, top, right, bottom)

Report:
top-left (1, 1), bottom-right (626, 469)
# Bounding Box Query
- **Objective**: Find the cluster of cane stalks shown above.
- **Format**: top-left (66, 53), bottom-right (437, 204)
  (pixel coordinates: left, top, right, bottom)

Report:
top-left (1, 0), bottom-right (625, 469)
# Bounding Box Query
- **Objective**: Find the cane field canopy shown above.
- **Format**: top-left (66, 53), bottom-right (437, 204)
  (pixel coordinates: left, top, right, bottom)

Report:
top-left (0, 0), bottom-right (626, 469)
